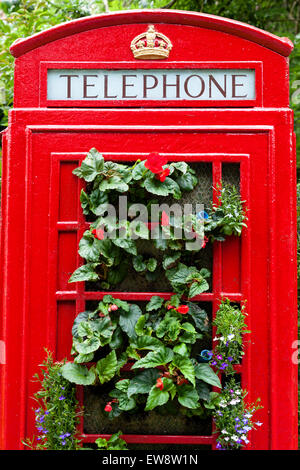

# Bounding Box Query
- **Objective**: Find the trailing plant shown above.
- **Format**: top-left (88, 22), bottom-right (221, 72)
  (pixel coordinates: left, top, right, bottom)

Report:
top-left (23, 350), bottom-right (82, 450)
top-left (212, 378), bottom-right (262, 450)
top-left (210, 299), bottom-right (250, 375)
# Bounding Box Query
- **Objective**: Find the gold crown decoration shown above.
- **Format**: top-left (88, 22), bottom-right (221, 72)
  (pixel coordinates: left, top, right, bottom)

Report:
top-left (131, 25), bottom-right (172, 60)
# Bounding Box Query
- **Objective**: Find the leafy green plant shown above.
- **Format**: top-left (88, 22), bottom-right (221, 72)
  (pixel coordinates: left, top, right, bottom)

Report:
top-left (23, 350), bottom-right (82, 450)
top-left (95, 431), bottom-right (128, 450)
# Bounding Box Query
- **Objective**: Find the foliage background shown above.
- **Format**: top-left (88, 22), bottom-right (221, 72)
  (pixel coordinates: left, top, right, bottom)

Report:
top-left (0, 0), bottom-right (299, 446)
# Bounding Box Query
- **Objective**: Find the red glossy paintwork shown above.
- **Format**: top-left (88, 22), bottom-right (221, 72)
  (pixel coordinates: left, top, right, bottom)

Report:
top-left (0, 10), bottom-right (297, 450)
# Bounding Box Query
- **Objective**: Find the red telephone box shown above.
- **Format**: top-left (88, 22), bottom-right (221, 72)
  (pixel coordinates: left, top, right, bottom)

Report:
top-left (0, 10), bottom-right (297, 450)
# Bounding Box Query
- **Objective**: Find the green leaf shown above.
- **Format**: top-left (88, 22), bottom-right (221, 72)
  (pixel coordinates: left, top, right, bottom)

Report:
top-left (127, 369), bottom-right (160, 398)
top-left (74, 352), bottom-right (94, 364)
top-left (170, 161), bottom-right (188, 174)
top-left (135, 315), bottom-right (146, 336)
top-left (73, 148), bottom-right (104, 182)
top-left (194, 363), bottom-right (221, 388)
top-left (188, 279), bottom-right (210, 298)
top-left (98, 176), bottom-right (129, 193)
top-left (72, 311), bottom-right (90, 339)
top-left (119, 304), bottom-right (142, 338)
top-left (176, 171), bottom-right (197, 191)
top-left (133, 255), bottom-right (147, 272)
top-left (146, 296), bottom-right (164, 312)
top-left (109, 326), bottom-right (124, 349)
top-left (162, 252), bottom-right (181, 269)
top-left (147, 258), bottom-right (157, 272)
top-left (74, 336), bottom-right (100, 355)
top-left (177, 384), bottom-right (199, 409)
top-left (78, 231), bottom-right (104, 262)
top-left (96, 351), bottom-right (118, 384)
top-left (131, 160), bottom-right (146, 180)
top-left (145, 386), bottom-right (169, 411)
top-left (131, 346), bottom-right (174, 369)
top-left (172, 354), bottom-right (195, 387)
top-left (144, 176), bottom-right (170, 196)
top-left (60, 363), bottom-right (96, 385)
top-left (131, 335), bottom-right (164, 351)
top-left (68, 263), bottom-right (99, 283)
top-left (112, 238), bottom-right (137, 255)
top-left (173, 343), bottom-right (188, 356)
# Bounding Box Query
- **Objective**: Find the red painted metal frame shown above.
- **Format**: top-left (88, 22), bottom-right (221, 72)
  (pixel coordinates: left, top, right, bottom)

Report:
top-left (40, 60), bottom-right (262, 108)
top-left (0, 10), bottom-right (297, 451)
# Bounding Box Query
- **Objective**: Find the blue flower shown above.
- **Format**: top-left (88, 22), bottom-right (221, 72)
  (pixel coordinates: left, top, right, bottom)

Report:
top-left (59, 396), bottom-right (65, 401)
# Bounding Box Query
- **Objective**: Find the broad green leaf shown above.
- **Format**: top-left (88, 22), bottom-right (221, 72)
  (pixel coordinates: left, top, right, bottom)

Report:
top-left (188, 279), bottom-right (209, 298)
top-left (109, 388), bottom-right (136, 411)
top-left (177, 384), bottom-right (199, 409)
top-left (147, 258), bottom-right (157, 272)
top-left (194, 363), bottom-right (221, 388)
top-left (112, 238), bottom-right (137, 255)
top-left (109, 326), bottom-right (124, 349)
top-left (162, 252), bottom-right (181, 269)
top-left (146, 296), bottom-right (164, 312)
top-left (74, 352), bottom-right (94, 364)
top-left (172, 354), bottom-right (195, 387)
top-left (133, 255), bottom-right (147, 272)
top-left (173, 343), bottom-right (188, 356)
top-left (135, 315), bottom-right (146, 336)
top-left (98, 176), bottom-right (129, 193)
top-left (127, 369), bottom-right (160, 398)
top-left (60, 362), bottom-right (96, 385)
top-left (170, 161), bottom-right (188, 174)
top-left (96, 351), bottom-right (118, 384)
top-left (176, 171), bottom-right (197, 191)
top-left (144, 176), bottom-right (170, 196)
top-left (131, 335), bottom-right (164, 351)
top-left (72, 311), bottom-right (90, 338)
top-left (131, 160), bottom-right (146, 180)
top-left (145, 386), bottom-right (169, 411)
top-left (68, 263), bottom-right (99, 283)
top-left (119, 304), bottom-right (142, 338)
top-left (73, 148), bottom-right (104, 182)
top-left (74, 336), bottom-right (100, 355)
top-left (131, 346), bottom-right (174, 369)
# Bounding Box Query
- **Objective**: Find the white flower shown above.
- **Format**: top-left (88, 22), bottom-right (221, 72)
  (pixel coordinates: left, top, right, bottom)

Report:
top-left (213, 336), bottom-right (219, 341)
top-left (231, 435), bottom-right (239, 442)
top-left (255, 421), bottom-right (263, 427)
top-left (221, 430), bottom-right (228, 434)
top-left (241, 435), bottom-right (247, 441)
top-left (228, 334), bottom-right (235, 340)
top-left (245, 413), bottom-right (252, 418)
top-left (235, 390), bottom-right (241, 395)
top-left (224, 437), bottom-right (230, 441)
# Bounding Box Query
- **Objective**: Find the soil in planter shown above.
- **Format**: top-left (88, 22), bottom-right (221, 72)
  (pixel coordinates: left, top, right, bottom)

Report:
top-left (83, 383), bottom-right (212, 436)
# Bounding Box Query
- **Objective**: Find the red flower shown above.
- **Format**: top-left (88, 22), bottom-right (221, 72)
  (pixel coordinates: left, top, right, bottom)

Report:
top-left (176, 305), bottom-right (189, 314)
top-left (202, 236), bottom-right (209, 249)
top-left (144, 153), bottom-right (168, 174)
top-left (155, 378), bottom-right (164, 391)
top-left (108, 304), bottom-right (118, 312)
top-left (161, 210), bottom-right (169, 226)
top-left (167, 305), bottom-right (175, 310)
top-left (177, 377), bottom-right (189, 386)
top-left (98, 312), bottom-right (105, 317)
top-left (92, 228), bottom-right (105, 240)
top-left (104, 403), bottom-right (112, 412)
top-left (156, 168), bottom-right (170, 182)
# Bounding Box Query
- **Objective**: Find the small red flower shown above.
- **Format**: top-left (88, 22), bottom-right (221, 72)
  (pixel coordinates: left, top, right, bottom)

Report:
top-left (98, 312), bottom-right (105, 317)
top-left (202, 236), bottom-right (209, 249)
top-left (177, 377), bottom-right (189, 386)
top-left (156, 168), bottom-right (170, 182)
top-left (167, 305), bottom-right (175, 310)
top-left (144, 153), bottom-right (168, 175)
top-left (156, 378), bottom-right (164, 391)
top-left (104, 403), bottom-right (112, 412)
top-left (108, 304), bottom-right (118, 312)
top-left (92, 228), bottom-right (105, 240)
top-left (176, 305), bottom-right (189, 314)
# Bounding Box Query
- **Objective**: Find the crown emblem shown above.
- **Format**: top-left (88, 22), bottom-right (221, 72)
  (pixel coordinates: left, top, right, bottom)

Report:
top-left (131, 25), bottom-right (172, 60)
